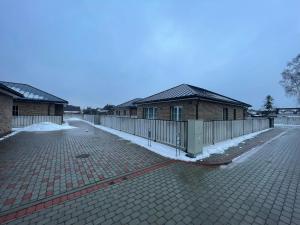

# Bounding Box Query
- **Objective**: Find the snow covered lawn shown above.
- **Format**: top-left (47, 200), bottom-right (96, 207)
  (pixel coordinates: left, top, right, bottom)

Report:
top-left (12, 122), bottom-right (76, 132)
top-left (67, 118), bottom-right (270, 162)
top-left (0, 122), bottom-right (76, 142)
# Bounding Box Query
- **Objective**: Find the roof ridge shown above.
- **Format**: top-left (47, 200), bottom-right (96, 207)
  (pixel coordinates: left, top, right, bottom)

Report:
top-left (117, 97), bottom-right (143, 107)
top-left (187, 84), bottom-right (248, 105)
top-left (138, 84), bottom-right (188, 101)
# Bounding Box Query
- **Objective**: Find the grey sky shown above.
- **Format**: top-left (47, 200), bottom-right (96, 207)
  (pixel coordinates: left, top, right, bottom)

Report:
top-left (0, 0), bottom-right (299, 109)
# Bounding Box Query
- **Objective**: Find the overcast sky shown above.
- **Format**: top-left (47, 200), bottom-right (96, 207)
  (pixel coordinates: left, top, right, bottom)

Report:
top-left (0, 0), bottom-right (299, 109)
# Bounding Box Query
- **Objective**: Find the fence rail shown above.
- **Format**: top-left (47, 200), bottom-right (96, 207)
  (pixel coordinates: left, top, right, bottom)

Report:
top-left (203, 119), bottom-right (269, 146)
top-left (99, 116), bottom-right (188, 150)
top-left (81, 115), bottom-right (271, 153)
top-left (274, 116), bottom-right (300, 125)
top-left (12, 116), bottom-right (62, 128)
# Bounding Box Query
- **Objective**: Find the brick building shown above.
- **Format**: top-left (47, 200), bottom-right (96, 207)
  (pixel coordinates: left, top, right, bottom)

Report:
top-left (114, 98), bottom-right (142, 118)
top-left (136, 84), bottom-right (251, 121)
top-left (0, 84), bottom-right (23, 136)
top-left (0, 81), bottom-right (68, 117)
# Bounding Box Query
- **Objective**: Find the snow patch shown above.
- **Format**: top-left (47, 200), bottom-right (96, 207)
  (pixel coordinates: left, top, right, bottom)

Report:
top-left (0, 131), bottom-right (20, 142)
top-left (12, 122), bottom-right (76, 132)
top-left (68, 118), bottom-right (270, 162)
top-left (275, 124), bottom-right (300, 127)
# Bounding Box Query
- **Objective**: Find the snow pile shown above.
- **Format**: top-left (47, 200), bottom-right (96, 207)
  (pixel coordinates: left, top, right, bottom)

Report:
top-left (13, 122), bottom-right (76, 132)
top-left (72, 118), bottom-right (269, 162)
top-left (200, 129), bottom-right (270, 160)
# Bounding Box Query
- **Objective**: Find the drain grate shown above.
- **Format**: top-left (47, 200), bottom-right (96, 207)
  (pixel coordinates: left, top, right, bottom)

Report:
top-left (75, 153), bottom-right (90, 159)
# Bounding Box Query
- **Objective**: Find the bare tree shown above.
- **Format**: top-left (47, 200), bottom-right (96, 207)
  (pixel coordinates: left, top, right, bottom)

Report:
top-left (280, 54), bottom-right (300, 104)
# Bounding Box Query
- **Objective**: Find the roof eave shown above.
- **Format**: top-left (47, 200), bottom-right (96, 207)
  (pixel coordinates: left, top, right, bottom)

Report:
top-left (137, 95), bottom-right (251, 108)
top-left (14, 98), bottom-right (68, 104)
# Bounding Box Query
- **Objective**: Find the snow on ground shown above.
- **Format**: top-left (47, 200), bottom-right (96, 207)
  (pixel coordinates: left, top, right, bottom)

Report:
top-left (1, 122), bottom-right (75, 142)
top-left (275, 124), bottom-right (300, 127)
top-left (0, 131), bottom-right (20, 142)
top-left (67, 118), bottom-right (270, 162)
top-left (13, 122), bottom-right (76, 132)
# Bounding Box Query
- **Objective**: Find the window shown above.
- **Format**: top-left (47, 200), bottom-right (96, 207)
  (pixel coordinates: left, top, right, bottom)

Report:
top-left (223, 108), bottom-right (228, 120)
top-left (143, 107), bottom-right (157, 119)
top-left (116, 110), bottom-right (120, 116)
top-left (233, 109), bottom-right (237, 120)
top-left (171, 106), bottom-right (182, 121)
top-left (12, 105), bottom-right (19, 116)
top-left (123, 110), bottom-right (126, 116)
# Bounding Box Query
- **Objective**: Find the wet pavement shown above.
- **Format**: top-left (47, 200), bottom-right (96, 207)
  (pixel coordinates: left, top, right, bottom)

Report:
top-left (1, 122), bottom-right (300, 225)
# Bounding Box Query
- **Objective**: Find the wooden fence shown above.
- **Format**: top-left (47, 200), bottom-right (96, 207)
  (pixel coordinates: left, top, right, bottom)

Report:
top-left (12, 116), bottom-right (62, 128)
top-left (274, 116), bottom-right (300, 125)
top-left (95, 116), bottom-right (188, 150)
top-left (203, 119), bottom-right (269, 146)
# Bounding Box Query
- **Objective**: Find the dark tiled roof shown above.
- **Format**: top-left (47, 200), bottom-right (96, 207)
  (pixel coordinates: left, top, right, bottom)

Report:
top-left (0, 81), bottom-right (68, 104)
top-left (64, 105), bottom-right (81, 112)
top-left (0, 83), bottom-right (24, 97)
top-left (116, 98), bottom-right (142, 108)
top-left (137, 84), bottom-right (251, 107)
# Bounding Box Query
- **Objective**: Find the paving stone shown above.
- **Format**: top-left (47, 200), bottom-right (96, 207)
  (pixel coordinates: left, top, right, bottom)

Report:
top-left (2, 127), bottom-right (300, 225)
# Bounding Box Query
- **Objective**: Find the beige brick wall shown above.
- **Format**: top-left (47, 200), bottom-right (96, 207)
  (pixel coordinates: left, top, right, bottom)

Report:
top-left (137, 99), bottom-right (246, 121)
top-left (198, 101), bottom-right (245, 121)
top-left (0, 93), bottom-right (13, 135)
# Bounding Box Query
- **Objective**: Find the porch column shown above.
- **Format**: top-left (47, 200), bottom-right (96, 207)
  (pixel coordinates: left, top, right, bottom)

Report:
top-left (187, 120), bottom-right (203, 157)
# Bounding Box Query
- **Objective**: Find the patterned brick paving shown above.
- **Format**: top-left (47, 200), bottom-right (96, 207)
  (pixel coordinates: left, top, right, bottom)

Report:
top-left (1, 123), bottom-right (300, 225)
top-left (0, 121), bottom-right (166, 213)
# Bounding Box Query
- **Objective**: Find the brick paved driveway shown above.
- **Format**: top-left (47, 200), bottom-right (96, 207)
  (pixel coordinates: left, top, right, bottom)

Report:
top-left (0, 121), bottom-right (166, 213)
top-left (1, 125), bottom-right (300, 225)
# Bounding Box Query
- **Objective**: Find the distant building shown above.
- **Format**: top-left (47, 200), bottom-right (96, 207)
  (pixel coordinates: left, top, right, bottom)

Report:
top-left (114, 98), bottom-right (142, 118)
top-left (276, 108), bottom-right (300, 116)
top-left (64, 105), bottom-right (81, 114)
top-left (0, 81), bottom-right (68, 117)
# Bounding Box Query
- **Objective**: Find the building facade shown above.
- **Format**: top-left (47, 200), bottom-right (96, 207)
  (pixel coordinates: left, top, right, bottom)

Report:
top-left (136, 84), bottom-right (250, 121)
top-left (0, 81), bottom-right (68, 117)
top-left (114, 98), bottom-right (142, 118)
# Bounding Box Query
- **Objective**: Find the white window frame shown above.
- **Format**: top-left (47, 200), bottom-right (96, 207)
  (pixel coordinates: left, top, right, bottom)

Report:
top-left (143, 107), bottom-right (157, 119)
top-left (171, 106), bottom-right (182, 121)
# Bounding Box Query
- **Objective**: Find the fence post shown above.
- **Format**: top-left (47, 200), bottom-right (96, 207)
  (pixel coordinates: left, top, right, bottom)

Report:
top-left (187, 120), bottom-right (203, 158)
top-left (243, 119), bottom-right (245, 135)
top-left (268, 117), bottom-right (274, 128)
top-left (231, 120), bottom-right (233, 139)
top-left (154, 120), bottom-right (157, 142)
top-left (212, 121), bottom-right (215, 145)
top-left (134, 119), bottom-right (136, 135)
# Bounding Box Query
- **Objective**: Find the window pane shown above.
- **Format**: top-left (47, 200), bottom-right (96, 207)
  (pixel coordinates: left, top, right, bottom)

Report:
top-left (178, 107), bottom-right (182, 121)
top-left (149, 108), bottom-right (153, 119)
top-left (154, 108), bottom-right (157, 119)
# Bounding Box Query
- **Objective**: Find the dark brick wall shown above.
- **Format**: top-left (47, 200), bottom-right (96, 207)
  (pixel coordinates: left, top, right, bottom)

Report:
top-left (137, 99), bottom-right (246, 121)
top-left (13, 101), bottom-right (64, 116)
top-left (0, 93), bottom-right (13, 135)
